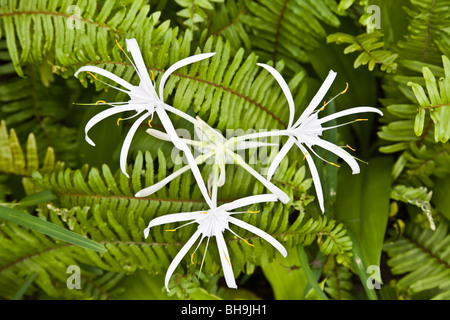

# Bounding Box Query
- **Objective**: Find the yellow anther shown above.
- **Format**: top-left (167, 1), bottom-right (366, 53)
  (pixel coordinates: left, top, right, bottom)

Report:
top-left (303, 152), bottom-right (308, 160)
top-left (87, 72), bottom-right (97, 80)
top-left (165, 229), bottom-right (176, 232)
top-left (247, 210), bottom-right (260, 214)
top-left (355, 119), bottom-right (368, 122)
top-left (191, 253), bottom-right (194, 264)
top-left (201, 211), bottom-right (208, 214)
top-left (341, 82), bottom-right (349, 94)
top-left (115, 39), bottom-right (124, 52)
top-left (150, 70), bottom-right (155, 81)
top-left (95, 100), bottom-right (107, 105)
top-left (116, 118), bottom-right (123, 126)
top-left (320, 101), bottom-right (326, 111)
top-left (224, 254), bottom-right (230, 266)
top-left (242, 239), bottom-right (254, 247)
top-left (328, 162), bottom-right (341, 168)
top-left (148, 119), bottom-right (153, 127)
top-left (346, 144), bottom-right (356, 151)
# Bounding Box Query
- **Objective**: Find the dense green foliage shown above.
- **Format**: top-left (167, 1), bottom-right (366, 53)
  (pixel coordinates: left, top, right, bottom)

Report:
top-left (0, 0), bottom-right (449, 300)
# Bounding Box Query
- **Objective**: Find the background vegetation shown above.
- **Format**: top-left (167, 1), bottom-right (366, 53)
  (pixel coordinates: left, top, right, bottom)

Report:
top-left (0, 0), bottom-right (449, 300)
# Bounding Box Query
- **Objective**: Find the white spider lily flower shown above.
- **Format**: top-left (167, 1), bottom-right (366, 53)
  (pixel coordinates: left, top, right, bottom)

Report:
top-left (135, 116), bottom-right (290, 204)
top-left (144, 191), bottom-right (287, 291)
top-left (74, 38), bottom-right (215, 179)
top-left (256, 63), bottom-right (383, 213)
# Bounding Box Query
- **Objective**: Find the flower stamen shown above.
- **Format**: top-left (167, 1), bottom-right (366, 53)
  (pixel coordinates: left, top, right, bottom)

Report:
top-left (117, 118), bottom-right (123, 126)
top-left (95, 100), bottom-right (107, 105)
top-left (355, 119), bottom-right (368, 122)
top-left (115, 39), bottom-right (124, 52)
top-left (328, 162), bottom-right (341, 168)
top-left (242, 239), bottom-right (254, 247)
top-left (165, 229), bottom-right (177, 232)
top-left (191, 253), bottom-right (195, 264)
top-left (225, 254), bottom-right (231, 266)
top-left (303, 152), bottom-right (308, 160)
top-left (247, 210), bottom-right (260, 214)
top-left (346, 144), bottom-right (356, 151)
top-left (341, 82), bottom-right (349, 95)
top-left (87, 72), bottom-right (97, 80)
top-left (148, 119), bottom-right (153, 127)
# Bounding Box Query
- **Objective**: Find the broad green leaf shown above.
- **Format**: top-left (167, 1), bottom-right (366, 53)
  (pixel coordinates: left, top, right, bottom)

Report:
top-left (0, 206), bottom-right (107, 252)
top-left (335, 157), bottom-right (393, 276)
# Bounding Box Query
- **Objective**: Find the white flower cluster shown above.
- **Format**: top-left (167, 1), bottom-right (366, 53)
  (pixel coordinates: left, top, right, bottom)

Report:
top-left (75, 38), bottom-right (383, 291)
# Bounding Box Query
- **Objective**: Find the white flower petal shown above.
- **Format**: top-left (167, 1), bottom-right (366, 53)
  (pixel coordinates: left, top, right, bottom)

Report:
top-left (293, 70), bottom-right (337, 128)
top-left (295, 142), bottom-right (325, 213)
top-left (220, 194), bottom-right (279, 212)
top-left (159, 53), bottom-right (216, 102)
top-left (231, 153), bottom-right (290, 204)
top-left (164, 229), bottom-right (202, 292)
top-left (125, 38), bottom-right (153, 88)
top-left (266, 136), bottom-right (296, 181)
top-left (257, 63), bottom-right (296, 128)
top-left (136, 165), bottom-right (191, 197)
top-left (228, 216), bottom-right (287, 257)
top-left (119, 111), bottom-right (151, 177)
top-left (235, 140), bottom-right (278, 150)
top-left (145, 211), bottom-right (202, 231)
top-left (84, 105), bottom-right (138, 146)
top-left (214, 229), bottom-right (237, 289)
top-left (318, 106), bottom-right (383, 125)
top-left (311, 136), bottom-right (360, 174)
top-left (75, 66), bottom-right (134, 91)
top-left (156, 109), bottom-right (214, 207)
top-left (145, 128), bottom-right (172, 141)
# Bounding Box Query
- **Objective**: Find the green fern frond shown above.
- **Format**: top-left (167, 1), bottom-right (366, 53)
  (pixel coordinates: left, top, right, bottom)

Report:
top-left (384, 219), bottom-right (450, 299)
top-left (175, 0), bottom-right (224, 31)
top-left (0, 149), bottom-right (354, 299)
top-left (407, 55), bottom-right (450, 143)
top-left (327, 31), bottom-right (398, 73)
top-left (0, 119), bottom-right (56, 177)
top-left (0, 0), bottom-right (159, 77)
top-left (241, 0), bottom-right (340, 72)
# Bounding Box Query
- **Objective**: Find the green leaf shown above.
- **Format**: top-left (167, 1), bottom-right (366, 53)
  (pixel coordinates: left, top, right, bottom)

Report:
top-left (17, 191), bottom-right (57, 207)
top-left (297, 245), bottom-right (329, 300)
top-left (12, 273), bottom-right (38, 300)
top-left (335, 157), bottom-right (393, 273)
top-left (0, 205), bottom-right (106, 252)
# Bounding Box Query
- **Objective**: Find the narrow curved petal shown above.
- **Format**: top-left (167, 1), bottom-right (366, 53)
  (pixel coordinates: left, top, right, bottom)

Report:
top-left (75, 66), bottom-right (134, 91)
top-left (231, 153), bottom-right (290, 204)
top-left (235, 140), bottom-right (279, 150)
top-left (318, 106), bottom-right (383, 125)
top-left (120, 111), bottom-right (151, 177)
top-left (228, 216), bottom-right (287, 257)
top-left (145, 211), bottom-right (202, 231)
top-left (156, 108), bottom-right (213, 207)
top-left (85, 105), bottom-right (138, 146)
top-left (214, 230), bottom-right (237, 289)
top-left (294, 70), bottom-right (337, 128)
top-left (159, 53), bottom-right (216, 102)
top-left (266, 136), bottom-right (296, 181)
top-left (145, 128), bottom-right (172, 141)
top-left (220, 194), bottom-right (279, 212)
top-left (217, 162), bottom-right (226, 187)
top-left (125, 38), bottom-right (153, 88)
top-left (257, 63), bottom-right (296, 128)
top-left (311, 137), bottom-right (360, 174)
top-left (164, 229), bottom-right (202, 292)
top-left (296, 142), bottom-right (325, 213)
top-left (136, 165), bottom-right (191, 198)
